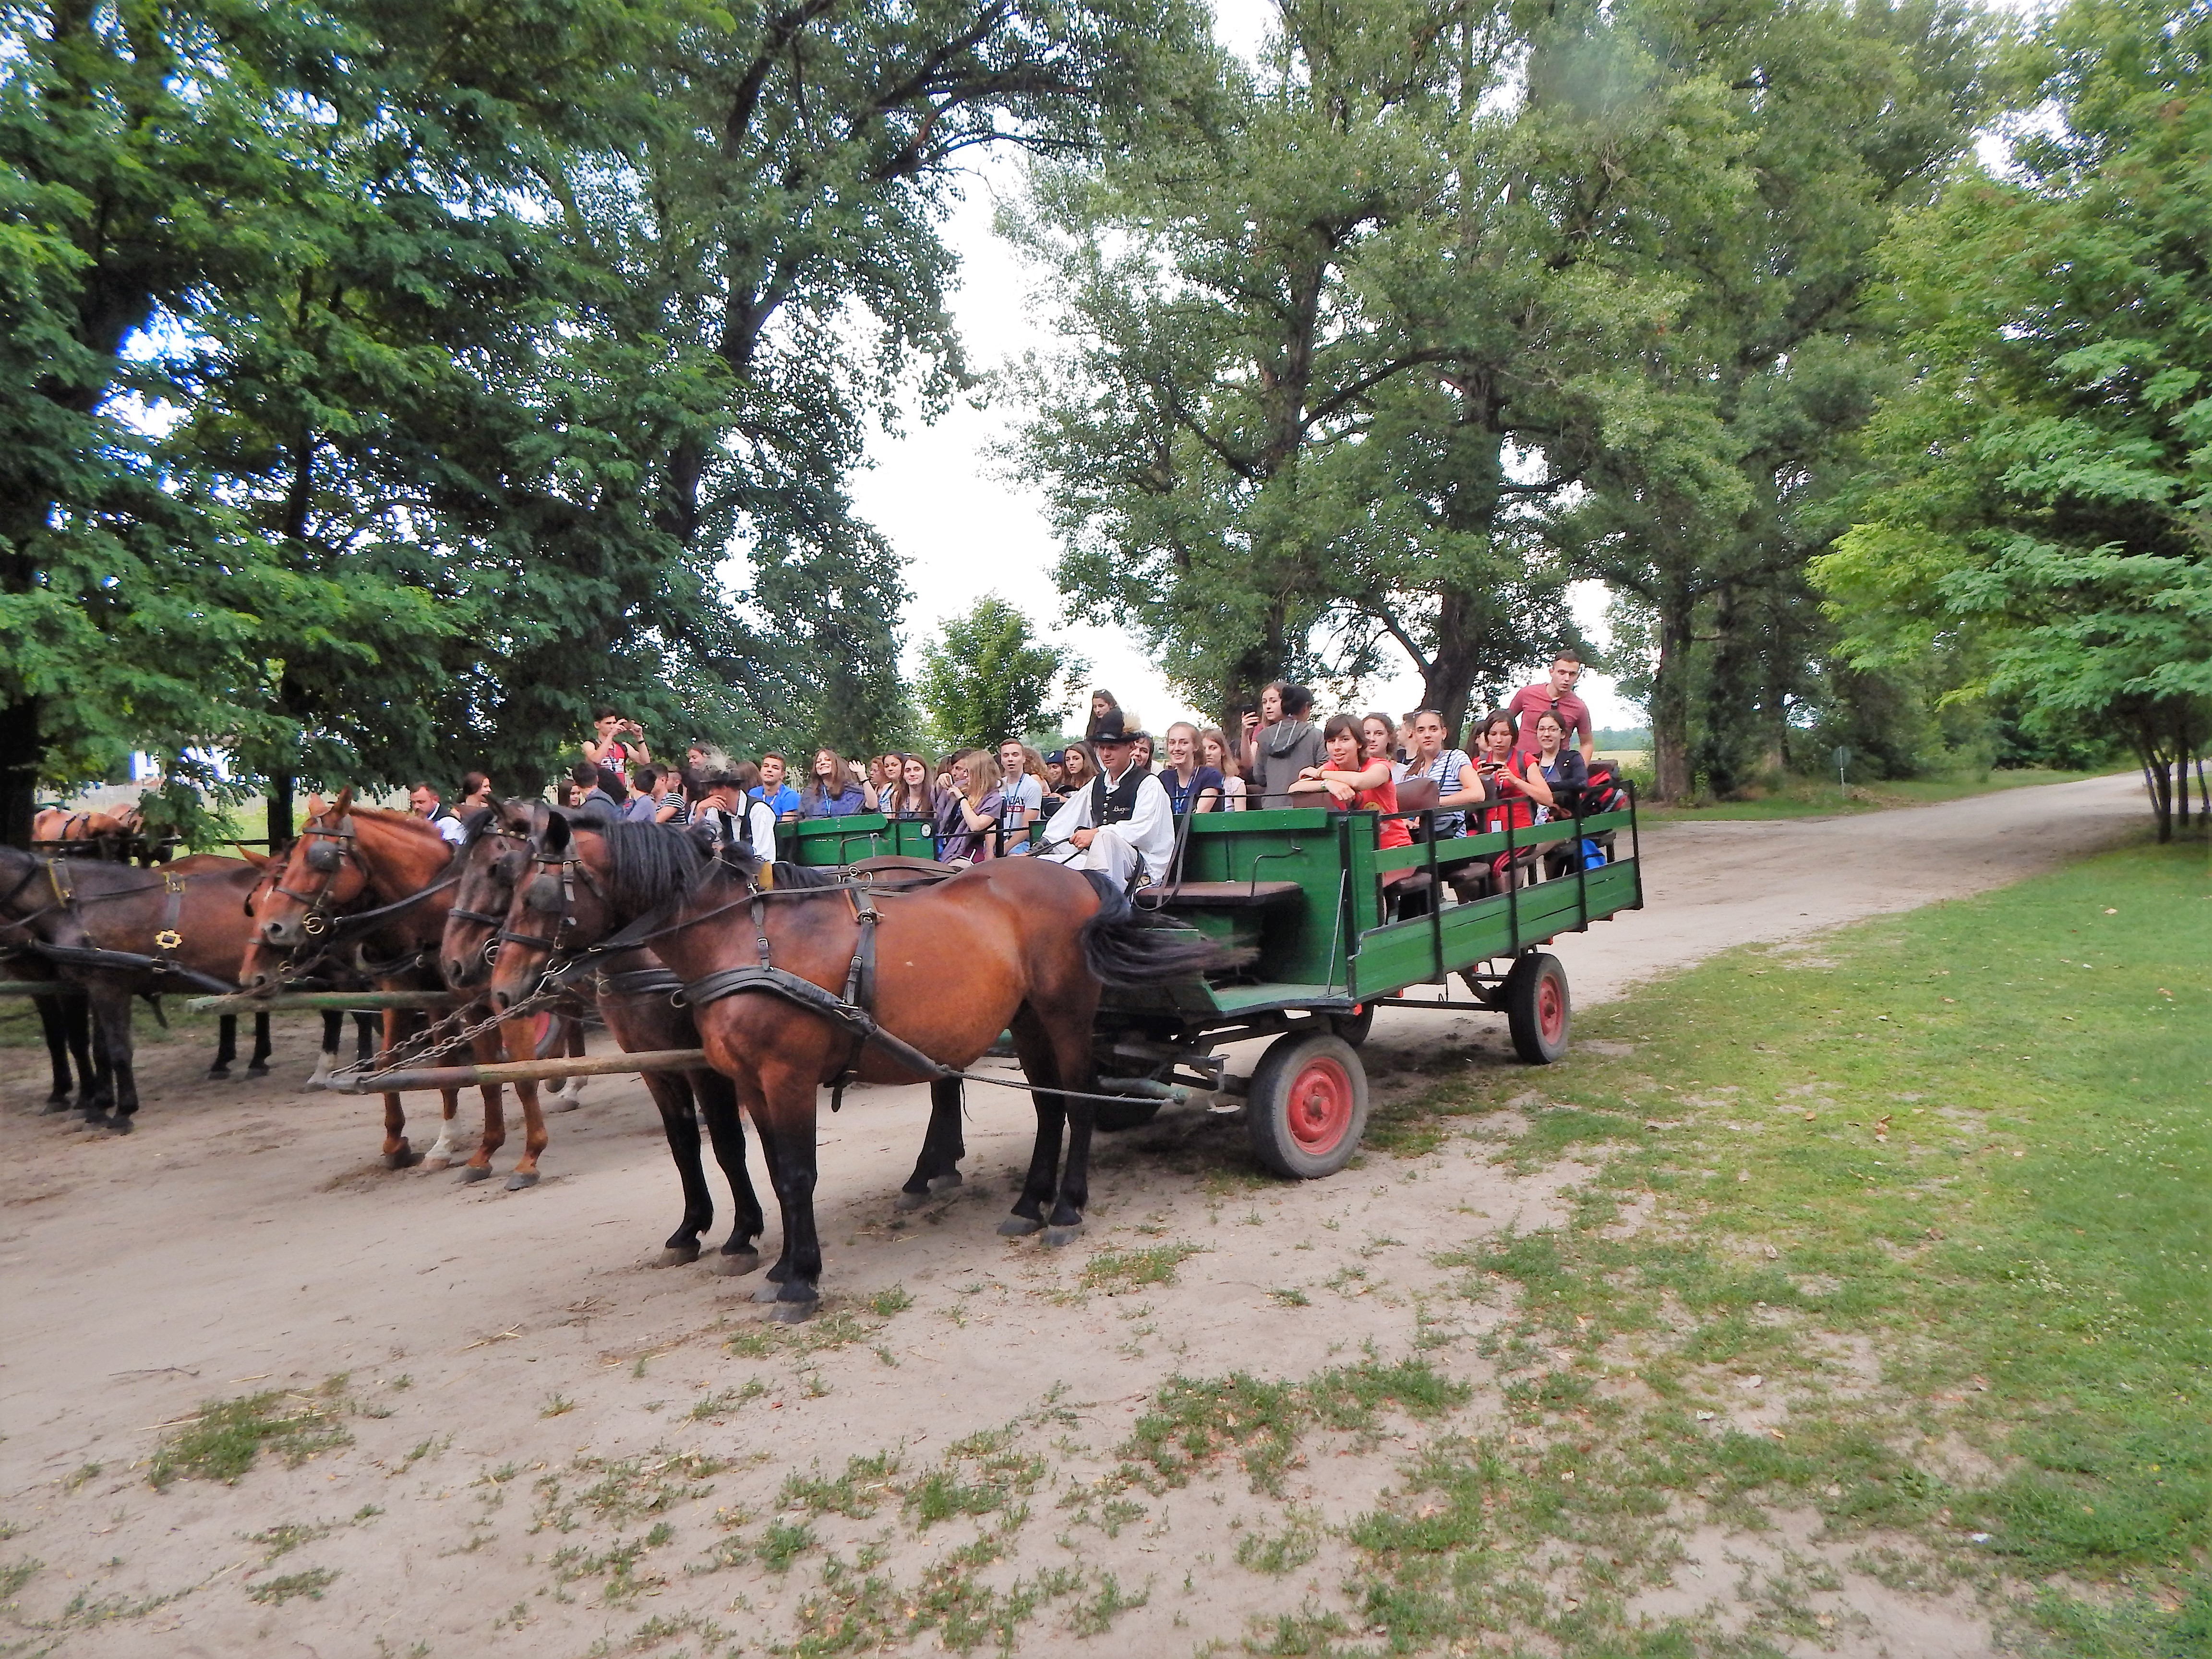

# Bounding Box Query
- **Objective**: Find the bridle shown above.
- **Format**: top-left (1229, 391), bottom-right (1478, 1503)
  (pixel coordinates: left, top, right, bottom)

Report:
top-left (262, 817), bottom-right (361, 943)
top-left (446, 824), bottom-right (540, 973)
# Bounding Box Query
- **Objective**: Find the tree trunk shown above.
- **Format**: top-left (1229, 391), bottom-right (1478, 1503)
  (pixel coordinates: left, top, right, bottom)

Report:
top-left (1421, 587), bottom-right (1486, 746)
top-left (0, 695), bottom-right (39, 850)
top-left (1650, 590), bottom-right (1695, 803)
top-left (267, 771), bottom-right (295, 854)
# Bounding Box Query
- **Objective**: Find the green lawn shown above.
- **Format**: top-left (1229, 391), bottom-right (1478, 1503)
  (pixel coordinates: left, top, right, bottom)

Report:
top-left (1639, 765), bottom-right (2121, 821)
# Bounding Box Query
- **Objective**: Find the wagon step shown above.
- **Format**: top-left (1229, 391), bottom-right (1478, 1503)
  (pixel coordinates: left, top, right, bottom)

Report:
top-left (332, 1047), bottom-right (708, 1094)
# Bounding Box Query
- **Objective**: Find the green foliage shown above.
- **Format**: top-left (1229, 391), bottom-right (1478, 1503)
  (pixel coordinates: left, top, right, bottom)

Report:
top-left (147, 1380), bottom-right (353, 1489)
top-left (1819, 0), bottom-right (2212, 838)
top-left (915, 595), bottom-right (1086, 751)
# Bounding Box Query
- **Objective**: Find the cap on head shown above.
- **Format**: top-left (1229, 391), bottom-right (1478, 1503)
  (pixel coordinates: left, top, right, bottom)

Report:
top-left (1090, 710), bottom-right (1145, 746)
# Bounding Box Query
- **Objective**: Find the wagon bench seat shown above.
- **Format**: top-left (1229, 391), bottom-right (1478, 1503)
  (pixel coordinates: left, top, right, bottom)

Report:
top-left (1139, 879), bottom-right (1304, 908)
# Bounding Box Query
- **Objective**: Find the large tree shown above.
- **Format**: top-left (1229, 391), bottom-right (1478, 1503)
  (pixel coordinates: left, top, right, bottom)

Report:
top-left (1816, 0), bottom-right (2212, 840)
top-left (915, 594), bottom-right (1084, 750)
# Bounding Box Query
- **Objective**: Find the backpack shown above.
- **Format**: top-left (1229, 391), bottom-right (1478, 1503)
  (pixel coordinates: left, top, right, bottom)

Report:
top-left (1567, 761), bottom-right (1628, 816)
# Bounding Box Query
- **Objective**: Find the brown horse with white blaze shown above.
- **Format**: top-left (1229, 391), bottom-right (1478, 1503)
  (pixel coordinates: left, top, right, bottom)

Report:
top-left (240, 793), bottom-right (505, 1174)
top-left (486, 817), bottom-right (1242, 1318)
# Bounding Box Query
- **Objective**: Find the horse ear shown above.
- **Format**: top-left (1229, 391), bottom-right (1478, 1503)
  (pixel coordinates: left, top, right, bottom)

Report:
top-left (542, 811), bottom-right (573, 853)
top-left (304, 792), bottom-right (327, 819)
top-left (233, 844), bottom-right (272, 866)
top-left (331, 786), bottom-right (354, 819)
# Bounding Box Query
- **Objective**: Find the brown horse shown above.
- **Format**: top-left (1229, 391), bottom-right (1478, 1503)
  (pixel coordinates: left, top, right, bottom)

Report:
top-left (239, 794), bottom-right (501, 1172)
top-left (486, 817), bottom-right (1238, 1317)
top-left (0, 847), bottom-right (273, 1129)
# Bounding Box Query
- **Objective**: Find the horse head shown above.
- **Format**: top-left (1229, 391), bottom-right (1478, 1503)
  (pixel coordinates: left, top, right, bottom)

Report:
top-left (238, 787), bottom-right (369, 985)
top-left (441, 800), bottom-right (544, 990)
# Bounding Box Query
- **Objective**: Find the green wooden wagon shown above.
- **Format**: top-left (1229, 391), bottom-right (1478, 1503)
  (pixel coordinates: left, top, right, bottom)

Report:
top-left (776, 794), bottom-right (1643, 1182)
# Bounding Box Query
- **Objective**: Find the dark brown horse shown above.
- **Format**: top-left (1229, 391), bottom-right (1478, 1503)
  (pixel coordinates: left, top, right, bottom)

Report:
top-left (239, 794), bottom-right (501, 1172)
top-left (486, 817), bottom-right (1237, 1318)
top-left (436, 801), bottom-right (764, 1245)
top-left (0, 848), bottom-right (273, 1129)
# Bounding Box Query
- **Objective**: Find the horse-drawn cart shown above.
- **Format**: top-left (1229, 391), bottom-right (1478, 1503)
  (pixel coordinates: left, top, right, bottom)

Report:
top-left (772, 792), bottom-right (1644, 1180)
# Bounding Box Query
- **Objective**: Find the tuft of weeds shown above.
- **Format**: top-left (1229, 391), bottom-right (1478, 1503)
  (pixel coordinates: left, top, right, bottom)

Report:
top-left (905, 1428), bottom-right (1046, 1529)
top-left (867, 1285), bottom-right (914, 1316)
top-left (1068, 1571), bottom-right (1149, 1636)
top-left (1082, 1242), bottom-right (1203, 1293)
top-left (244, 1520), bottom-right (334, 1563)
top-left (725, 1307), bottom-right (882, 1358)
top-left (62, 1462), bottom-right (102, 1493)
top-left (531, 1449), bottom-right (725, 1536)
top-left (1234, 1506), bottom-right (1323, 1575)
top-left (548, 1527), bottom-right (673, 1608)
top-left (246, 1566), bottom-right (338, 1605)
top-left (688, 1380), bottom-right (767, 1420)
top-left (758, 1519), bottom-right (814, 1573)
top-left (0, 1557), bottom-right (38, 1601)
top-left (1269, 1286), bottom-right (1311, 1308)
top-left (1121, 1358), bottom-right (1470, 1497)
top-left (148, 1377), bottom-right (353, 1489)
top-left (781, 1451), bottom-right (903, 1519)
top-left (540, 1394), bottom-right (575, 1418)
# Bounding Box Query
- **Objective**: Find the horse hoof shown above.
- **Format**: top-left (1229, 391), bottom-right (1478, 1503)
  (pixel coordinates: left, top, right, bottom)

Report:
top-left (1042, 1223), bottom-right (1084, 1248)
top-left (505, 1170), bottom-right (541, 1191)
top-left (456, 1164), bottom-right (491, 1184)
top-left (765, 1300), bottom-right (815, 1324)
top-left (996, 1216), bottom-right (1044, 1238)
top-left (656, 1244), bottom-right (701, 1267)
top-left (751, 1280), bottom-right (789, 1303)
top-left (423, 1154), bottom-right (451, 1172)
top-left (77, 1111), bottom-right (111, 1131)
top-left (894, 1189), bottom-right (929, 1212)
top-left (927, 1172), bottom-right (964, 1193)
top-left (709, 1250), bottom-right (761, 1278)
top-left (206, 1065), bottom-right (230, 1080)
top-left (544, 1097), bottom-right (581, 1115)
top-left (41, 1100), bottom-right (74, 1116)
top-left (103, 1116), bottom-right (134, 1136)
top-left (245, 1064), bottom-right (270, 1079)
top-left (382, 1149), bottom-right (421, 1170)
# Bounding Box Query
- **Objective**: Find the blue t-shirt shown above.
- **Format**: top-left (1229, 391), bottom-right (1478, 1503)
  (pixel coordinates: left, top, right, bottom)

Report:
top-left (799, 784), bottom-right (869, 819)
top-left (751, 782), bottom-right (801, 818)
top-left (1161, 765), bottom-right (1224, 817)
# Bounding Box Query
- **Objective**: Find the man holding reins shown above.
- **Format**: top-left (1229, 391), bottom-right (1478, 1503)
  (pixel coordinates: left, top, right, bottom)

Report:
top-left (1037, 711), bottom-right (1174, 888)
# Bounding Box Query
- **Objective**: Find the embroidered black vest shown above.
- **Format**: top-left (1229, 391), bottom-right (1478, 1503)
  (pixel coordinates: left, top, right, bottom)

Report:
top-left (1089, 767), bottom-right (1146, 827)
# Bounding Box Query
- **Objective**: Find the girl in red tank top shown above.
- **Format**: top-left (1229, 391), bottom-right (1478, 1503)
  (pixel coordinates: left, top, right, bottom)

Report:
top-left (1290, 716), bottom-right (1413, 849)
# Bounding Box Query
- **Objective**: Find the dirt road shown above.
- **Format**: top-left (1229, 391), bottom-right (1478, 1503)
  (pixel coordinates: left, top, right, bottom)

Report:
top-left (0, 774), bottom-right (2146, 1658)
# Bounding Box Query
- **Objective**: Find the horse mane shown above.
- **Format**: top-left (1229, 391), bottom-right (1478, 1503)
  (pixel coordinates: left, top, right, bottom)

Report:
top-left (344, 805), bottom-right (446, 843)
top-left (595, 819), bottom-right (718, 917)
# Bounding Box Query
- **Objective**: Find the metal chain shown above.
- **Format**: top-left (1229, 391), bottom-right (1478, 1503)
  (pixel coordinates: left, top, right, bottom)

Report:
top-left (328, 980), bottom-right (577, 1085)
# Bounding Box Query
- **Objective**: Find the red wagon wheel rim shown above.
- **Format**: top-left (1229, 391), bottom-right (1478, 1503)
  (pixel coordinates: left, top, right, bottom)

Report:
top-left (1286, 1055), bottom-right (1356, 1155)
top-left (1537, 973), bottom-right (1566, 1045)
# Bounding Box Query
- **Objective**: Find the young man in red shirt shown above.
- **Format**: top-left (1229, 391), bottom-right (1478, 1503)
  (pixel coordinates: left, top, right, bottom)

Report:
top-left (1505, 650), bottom-right (1595, 766)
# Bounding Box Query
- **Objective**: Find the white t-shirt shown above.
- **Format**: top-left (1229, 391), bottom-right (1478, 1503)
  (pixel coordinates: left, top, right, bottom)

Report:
top-left (999, 772), bottom-right (1043, 822)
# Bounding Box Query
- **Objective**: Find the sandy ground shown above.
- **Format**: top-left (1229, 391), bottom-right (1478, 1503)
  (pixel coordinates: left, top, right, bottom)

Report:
top-left (0, 774), bottom-right (2149, 1658)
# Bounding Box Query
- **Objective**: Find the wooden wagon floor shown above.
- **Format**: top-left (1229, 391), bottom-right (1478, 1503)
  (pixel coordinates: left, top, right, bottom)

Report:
top-left (0, 773), bottom-right (2146, 1659)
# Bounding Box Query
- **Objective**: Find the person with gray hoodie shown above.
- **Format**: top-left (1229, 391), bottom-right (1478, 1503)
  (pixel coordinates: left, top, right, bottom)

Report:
top-left (1241, 682), bottom-right (1327, 809)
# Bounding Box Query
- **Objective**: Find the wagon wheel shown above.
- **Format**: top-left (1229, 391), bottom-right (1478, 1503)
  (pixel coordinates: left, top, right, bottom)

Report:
top-left (1331, 1002), bottom-right (1375, 1047)
top-left (1245, 1033), bottom-right (1368, 1179)
top-left (1504, 952), bottom-right (1570, 1064)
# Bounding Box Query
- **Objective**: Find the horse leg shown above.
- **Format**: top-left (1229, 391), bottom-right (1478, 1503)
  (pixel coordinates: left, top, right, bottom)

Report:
top-left (378, 1007), bottom-right (418, 1167)
top-left (208, 1012), bottom-right (237, 1078)
top-left (84, 984), bottom-right (138, 1133)
top-left (307, 1010), bottom-right (341, 1089)
top-left (698, 1069), bottom-right (763, 1275)
top-left (492, 1019), bottom-right (548, 1190)
top-left (1038, 1007), bottom-right (1099, 1246)
top-left (895, 1078), bottom-right (968, 1210)
top-left (998, 1006), bottom-right (1065, 1238)
top-left (355, 1012), bottom-right (376, 1066)
top-left (36, 995), bottom-right (77, 1110)
top-left (545, 1015), bottom-right (588, 1111)
top-left (751, 1068), bottom-right (822, 1320)
top-left (246, 1012), bottom-right (272, 1076)
top-left (647, 1070), bottom-right (712, 1265)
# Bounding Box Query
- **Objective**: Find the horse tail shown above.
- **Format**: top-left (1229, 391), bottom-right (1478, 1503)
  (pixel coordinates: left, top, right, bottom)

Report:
top-left (1075, 871), bottom-right (1251, 988)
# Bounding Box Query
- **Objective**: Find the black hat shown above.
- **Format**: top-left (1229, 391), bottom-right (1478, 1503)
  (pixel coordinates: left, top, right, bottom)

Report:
top-left (1090, 710), bottom-right (1146, 745)
top-left (693, 747), bottom-right (743, 786)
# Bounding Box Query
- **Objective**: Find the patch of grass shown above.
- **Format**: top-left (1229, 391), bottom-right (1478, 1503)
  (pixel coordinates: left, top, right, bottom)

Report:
top-left (1269, 1286), bottom-right (1311, 1308)
top-left (758, 1519), bottom-right (814, 1573)
top-left (1081, 1242), bottom-right (1203, 1292)
top-left (539, 1393), bottom-right (575, 1418)
top-left (62, 1462), bottom-right (101, 1493)
top-left (1235, 1506), bottom-right (1322, 1575)
top-left (244, 1520), bottom-right (334, 1563)
top-left (548, 1526), bottom-right (673, 1608)
top-left (905, 1428), bottom-right (1046, 1528)
top-left (688, 1380), bottom-right (768, 1420)
top-left (1068, 1571), bottom-right (1148, 1636)
top-left (786, 1539), bottom-right (1090, 1657)
top-left (148, 1377), bottom-right (353, 1489)
top-left (1344, 840), bottom-right (2212, 1657)
top-left (867, 1285), bottom-right (914, 1316)
top-left (1122, 1357), bottom-right (1470, 1498)
top-left (725, 1306), bottom-right (882, 1358)
top-left (531, 1449), bottom-right (725, 1536)
top-left (246, 1566), bottom-right (337, 1605)
top-left (0, 1556), bottom-right (38, 1601)
top-left (781, 1450), bottom-right (902, 1519)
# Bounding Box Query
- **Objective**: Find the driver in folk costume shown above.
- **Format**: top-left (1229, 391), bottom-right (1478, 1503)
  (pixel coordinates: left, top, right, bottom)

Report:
top-left (1038, 712), bottom-right (1174, 888)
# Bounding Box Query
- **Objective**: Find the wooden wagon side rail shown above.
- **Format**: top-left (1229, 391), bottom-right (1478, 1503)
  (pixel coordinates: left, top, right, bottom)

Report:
top-left (186, 990), bottom-right (463, 1013)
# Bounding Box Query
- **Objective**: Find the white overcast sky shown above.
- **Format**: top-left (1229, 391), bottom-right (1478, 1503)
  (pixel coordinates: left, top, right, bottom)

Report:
top-left (848, 0), bottom-right (1642, 738)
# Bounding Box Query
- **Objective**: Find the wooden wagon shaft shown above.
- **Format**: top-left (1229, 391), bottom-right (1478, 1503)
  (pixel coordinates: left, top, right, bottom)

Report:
top-left (0, 980), bottom-right (80, 997)
top-left (330, 1047), bottom-right (709, 1095)
top-left (186, 989), bottom-right (463, 1013)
